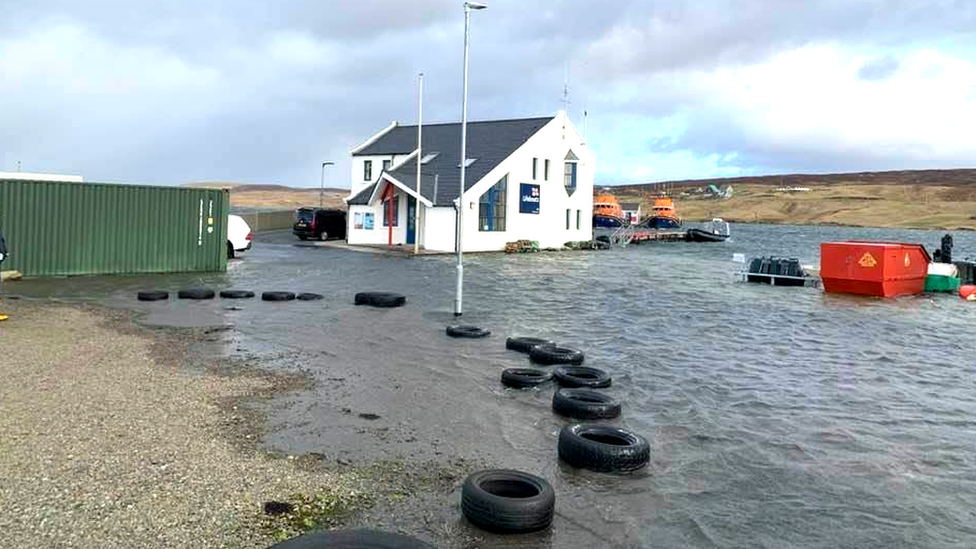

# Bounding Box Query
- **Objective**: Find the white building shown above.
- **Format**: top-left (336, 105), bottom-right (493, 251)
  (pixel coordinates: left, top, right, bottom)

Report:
top-left (344, 112), bottom-right (594, 252)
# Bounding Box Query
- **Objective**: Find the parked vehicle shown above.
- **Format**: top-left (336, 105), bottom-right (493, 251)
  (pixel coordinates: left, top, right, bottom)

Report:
top-left (227, 215), bottom-right (252, 259)
top-left (293, 208), bottom-right (346, 241)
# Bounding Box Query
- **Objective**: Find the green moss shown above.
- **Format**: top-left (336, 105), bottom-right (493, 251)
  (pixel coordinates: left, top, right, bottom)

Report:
top-left (257, 490), bottom-right (373, 542)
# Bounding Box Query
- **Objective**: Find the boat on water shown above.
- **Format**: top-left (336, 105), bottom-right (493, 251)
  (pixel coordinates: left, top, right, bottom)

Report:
top-left (592, 193), bottom-right (630, 244)
top-left (687, 218), bottom-right (731, 242)
top-left (640, 196), bottom-right (682, 229)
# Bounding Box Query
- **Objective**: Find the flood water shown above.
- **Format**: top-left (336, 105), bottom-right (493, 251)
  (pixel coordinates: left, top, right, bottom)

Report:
top-left (12, 223), bottom-right (976, 548)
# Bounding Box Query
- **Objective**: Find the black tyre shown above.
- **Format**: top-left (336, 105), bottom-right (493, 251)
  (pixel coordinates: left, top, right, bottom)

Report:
top-left (266, 528), bottom-right (435, 549)
top-left (529, 345), bottom-right (585, 365)
top-left (262, 291), bottom-right (296, 302)
top-left (461, 469), bottom-right (555, 533)
top-left (137, 291), bottom-right (169, 302)
top-left (558, 424), bottom-right (649, 473)
top-left (446, 325), bottom-right (491, 338)
top-left (227, 242), bottom-right (235, 259)
top-left (354, 292), bottom-right (406, 308)
top-left (501, 368), bottom-right (552, 388)
top-left (296, 292), bottom-right (324, 301)
top-left (319, 231), bottom-right (329, 242)
top-left (219, 290), bottom-right (255, 299)
top-left (553, 366), bottom-right (611, 388)
top-left (505, 336), bottom-right (555, 353)
top-left (177, 288), bottom-right (215, 300)
top-left (552, 388), bottom-right (621, 419)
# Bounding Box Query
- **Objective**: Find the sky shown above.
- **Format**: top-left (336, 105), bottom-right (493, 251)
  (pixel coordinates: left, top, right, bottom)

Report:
top-left (1, 0), bottom-right (975, 188)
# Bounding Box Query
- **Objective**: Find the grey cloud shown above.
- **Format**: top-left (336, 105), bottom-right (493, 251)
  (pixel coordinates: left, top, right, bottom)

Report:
top-left (856, 54), bottom-right (901, 81)
top-left (0, 0), bottom-right (974, 187)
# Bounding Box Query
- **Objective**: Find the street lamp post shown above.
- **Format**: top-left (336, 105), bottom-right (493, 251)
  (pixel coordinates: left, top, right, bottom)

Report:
top-left (455, 0), bottom-right (486, 317)
top-left (320, 161), bottom-right (335, 208)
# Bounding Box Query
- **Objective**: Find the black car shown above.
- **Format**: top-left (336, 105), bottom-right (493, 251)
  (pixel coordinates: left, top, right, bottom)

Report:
top-left (293, 208), bottom-right (347, 241)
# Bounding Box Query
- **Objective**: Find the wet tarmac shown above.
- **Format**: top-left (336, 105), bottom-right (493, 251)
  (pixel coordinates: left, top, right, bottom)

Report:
top-left (10, 224), bottom-right (976, 548)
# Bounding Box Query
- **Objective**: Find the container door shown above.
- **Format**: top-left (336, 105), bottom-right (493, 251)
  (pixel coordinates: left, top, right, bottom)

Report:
top-left (406, 197), bottom-right (416, 244)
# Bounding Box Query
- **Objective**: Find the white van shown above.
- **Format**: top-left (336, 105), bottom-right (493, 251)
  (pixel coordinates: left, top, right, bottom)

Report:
top-left (227, 215), bottom-right (252, 259)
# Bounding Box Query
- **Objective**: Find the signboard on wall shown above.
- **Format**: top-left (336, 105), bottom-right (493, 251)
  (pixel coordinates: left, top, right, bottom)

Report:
top-left (364, 213), bottom-right (374, 230)
top-left (519, 183), bottom-right (540, 214)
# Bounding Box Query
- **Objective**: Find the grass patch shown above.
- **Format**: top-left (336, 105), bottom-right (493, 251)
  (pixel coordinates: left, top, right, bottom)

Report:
top-left (257, 490), bottom-right (374, 542)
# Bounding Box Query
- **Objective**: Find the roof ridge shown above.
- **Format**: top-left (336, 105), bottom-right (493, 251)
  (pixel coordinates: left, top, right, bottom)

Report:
top-left (393, 116), bottom-right (554, 129)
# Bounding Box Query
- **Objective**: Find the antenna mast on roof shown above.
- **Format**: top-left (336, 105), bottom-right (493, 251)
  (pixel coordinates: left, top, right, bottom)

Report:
top-left (562, 62), bottom-right (571, 139)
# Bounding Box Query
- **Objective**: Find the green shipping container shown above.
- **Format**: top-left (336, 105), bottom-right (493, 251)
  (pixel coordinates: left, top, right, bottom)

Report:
top-left (0, 179), bottom-right (229, 277)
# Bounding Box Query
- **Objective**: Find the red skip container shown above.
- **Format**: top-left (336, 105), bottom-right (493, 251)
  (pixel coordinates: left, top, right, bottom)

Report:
top-left (820, 241), bottom-right (930, 297)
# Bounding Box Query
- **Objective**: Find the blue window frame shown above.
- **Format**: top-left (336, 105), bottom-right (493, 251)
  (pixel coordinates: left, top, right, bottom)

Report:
top-left (479, 175), bottom-right (508, 232)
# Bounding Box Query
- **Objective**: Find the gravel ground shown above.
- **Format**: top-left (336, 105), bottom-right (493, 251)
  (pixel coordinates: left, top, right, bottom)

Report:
top-left (0, 300), bottom-right (372, 549)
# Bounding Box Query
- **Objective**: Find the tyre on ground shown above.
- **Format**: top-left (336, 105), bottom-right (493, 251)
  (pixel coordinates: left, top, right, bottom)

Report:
top-left (265, 528), bottom-right (435, 548)
top-left (552, 388), bottom-right (621, 419)
top-left (529, 344), bottom-right (584, 365)
top-left (262, 291), bottom-right (296, 302)
top-left (137, 291), bottom-right (169, 302)
top-left (319, 231), bottom-right (329, 241)
top-left (219, 290), bottom-right (255, 299)
top-left (177, 288), bottom-right (216, 300)
top-left (446, 325), bottom-right (491, 338)
top-left (553, 366), bottom-right (611, 388)
top-left (557, 424), bottom-right (650, 473)
top-left (297, 292), bottom-right (324, 301)
top-left (505, 336), bottom-right (555, 353)
top-left (227, 242), bottom-right (235, 259)
top-left (501, 368), bottom-right (553, 388)
top-left (354, 292), bottom-right (406, 308)
top-left (461, 469), bottom-right (555, 533)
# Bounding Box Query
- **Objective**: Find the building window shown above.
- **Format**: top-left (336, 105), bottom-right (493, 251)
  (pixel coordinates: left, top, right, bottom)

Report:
top-left (532, 158), bottom-right (538, 180)
top-left (564, 150), bottom-right (578, 195)
top-left (566, 209), bottom-right (571, 230)
top-left (383, 159), bottom-right (391, 172)
top-left (364, 160), bottom-right (372, 181)
top-left (576, 209), bottom-right (581, 230)
top-left (479, 175), bottom-right (508, 232)
top-left (544, 159), bottom-right (550, 181)
top-left (382, 195), bottom-right (399, 227)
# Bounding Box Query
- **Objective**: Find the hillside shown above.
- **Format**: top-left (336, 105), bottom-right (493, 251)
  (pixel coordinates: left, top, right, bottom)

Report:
top-left (186, 182), bottom-right (348, 211)
top-left (609, 169), bottom-right (976, 230)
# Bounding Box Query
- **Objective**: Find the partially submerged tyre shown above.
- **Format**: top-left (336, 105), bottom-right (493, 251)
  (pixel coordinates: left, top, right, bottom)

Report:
top-left (501, 368), bottom-right (552, 389)
top-left (266, 528), bottom-right (435, 548)
top-left (354, 292), bottom-right (406, 308)
top-left (505, 336), bottom-right (555, 353)
top-left (177, 288), bottom-right (215, 300)
top-left (558, 424), bottom-right (650, 473)
top-left (219, 290), bottom-right (255, 299)
top-left (446, 325), bottom-right (491, 338)
top-left (553, 366), bottom-right (611, 388)
top-left (296, 292), bottom-right (324, 301)
top-left (529, 344), bottom-right (584, 365)
top-left (262, 291), bottom-right (296, 302)
top-left (137, 291), bottom-right (169, 302)
top-left (461, 469), bottom-right (555, 533)
top-left (552, 388), bottom-right (621, 419)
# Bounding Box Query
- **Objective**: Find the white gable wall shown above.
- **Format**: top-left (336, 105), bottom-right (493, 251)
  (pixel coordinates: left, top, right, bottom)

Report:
top-left (349, 154), bottom-right (407, 196)
top-left (452, 113), bottom-right (594, 253)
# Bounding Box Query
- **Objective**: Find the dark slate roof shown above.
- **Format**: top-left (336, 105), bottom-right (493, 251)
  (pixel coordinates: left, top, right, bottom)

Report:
top-left (347, 182), bottom-right (376, 205)
top-left (620, 202), bottom-right (641, 210)
top-left (350, 116), bottom-right (554, 206)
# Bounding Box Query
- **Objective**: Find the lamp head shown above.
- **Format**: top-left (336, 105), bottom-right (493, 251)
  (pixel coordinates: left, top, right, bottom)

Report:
top-left (464, 2), bottom-right (487, 10)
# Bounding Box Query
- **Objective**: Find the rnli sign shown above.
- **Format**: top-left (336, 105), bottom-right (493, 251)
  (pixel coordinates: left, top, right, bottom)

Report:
top-left (858, 253), bottom-right (877, 267)
top-left (520, 183), bottom-right (540, 214)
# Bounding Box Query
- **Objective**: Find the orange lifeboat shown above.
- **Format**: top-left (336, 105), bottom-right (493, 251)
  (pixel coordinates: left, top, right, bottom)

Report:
top-left (593, 193), bottom-right (623, 218)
